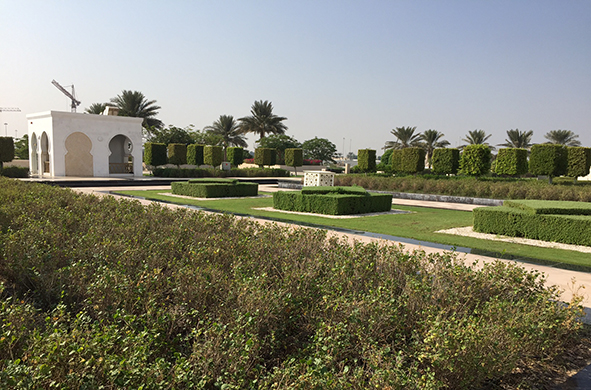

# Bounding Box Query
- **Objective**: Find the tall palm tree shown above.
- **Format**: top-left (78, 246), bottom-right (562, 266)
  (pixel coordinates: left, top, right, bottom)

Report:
top-left (238, 100), bottom-right (287, 139)
top-left (420, 129), bottom-right (450, 168)
top-left (110, 90), bottom-right (163, 129)
top-left (498, 129), bottom-right (534, 149)
top-left (544, 130), bottom-right (581, 146)
top-left (384, 126), bottom-right (422, 150)
top-left (204, 115), bottom-right (248, 159)
top-left (85, 103), bottom-right (108, 114)
top-left (461, 129), bottom-right (493, 150)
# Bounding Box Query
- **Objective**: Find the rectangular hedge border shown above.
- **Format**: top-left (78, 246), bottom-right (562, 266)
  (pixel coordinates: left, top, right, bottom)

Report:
top-left (172, 179), bottom-right (258, 198)
top-left (503, 200), bottom-right (591, 216)
top-left (273, 191), bottom-right (392, 215)
top-left (473, 206), bottom-right (591, 246)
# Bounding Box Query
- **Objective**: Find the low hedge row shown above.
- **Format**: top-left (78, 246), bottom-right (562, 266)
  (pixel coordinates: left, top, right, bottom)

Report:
top-left (0, 166), bottom-right (29, 178)
top-left (172, 179), bottom-right (258, 198)
top-left (152, 167), bottom-right (290, 178)
top-left (274, 187), bottom-right (392, 215)
top-left (473, 202), bottom-right (591, 246)
top-left (504, 199), bottom-right (591, 215)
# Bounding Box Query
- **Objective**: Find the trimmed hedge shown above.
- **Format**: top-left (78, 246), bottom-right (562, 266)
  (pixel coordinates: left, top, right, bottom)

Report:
top-left (204, 145), bottom-right (223, 167)
top-left (529, 144), bottom-right (567, 177)
top-left (273, 187), bottom-right (392, 215)
top-left (226, 147), bottom-right (244, 167)
top-left (301, 186), bottom-right (368, 195)
top-left (397, 148), bottom-right (425, 174)
top-left (567, 147), bottom-right (591, 178)
top-left (0, 166), bottom-right (29, 178)
top-left (473, 204), bottom-right (591, 246)
top-left (167, 143), bottom-right (187, 166)
top-left (432, 148), bottom-right (460, 175)
top-left (0, 137), bottom-right (14, 168)
top-left (151, 167), bottom-right (290, 178)
top-left (503, 199), bottom-right (591, 216)
top-left (285, 148), bottom-right (303, 173)
top-left (391, 150), bottom-right (403, 173)
top-left (255, 148), bottom-right (276, 167)
top-left (143, 142), bottom-right (167, 167)
top-left (357, 149), bottom-right (377, 173)
top-left (187, 144), bottom-right (204, 166)
top-left (171, 178), bottom-right (258, 198)
top-left (460, 145), bottom-right (491, 176)
top-left (494, 148), bottom-right (528, 176)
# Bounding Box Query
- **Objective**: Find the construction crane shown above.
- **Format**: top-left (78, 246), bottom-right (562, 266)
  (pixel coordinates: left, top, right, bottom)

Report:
top-left (0, 107), bottom-right (21, 112)
top-left (51, 79), bottom-right (81, 112)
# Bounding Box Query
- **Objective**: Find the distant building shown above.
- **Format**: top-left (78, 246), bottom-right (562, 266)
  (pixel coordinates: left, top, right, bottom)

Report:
top-left (27, 111), bottom-right (143, 177)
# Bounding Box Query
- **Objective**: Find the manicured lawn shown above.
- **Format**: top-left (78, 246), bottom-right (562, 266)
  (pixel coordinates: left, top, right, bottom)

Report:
top-left (115, 189), bottom-right (591, 269)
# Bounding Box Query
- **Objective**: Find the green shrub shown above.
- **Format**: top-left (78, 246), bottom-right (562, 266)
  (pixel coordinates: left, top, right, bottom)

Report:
top-left (432, 148), bottom-right (460, 175)
top-left (529, 144), bottom-right (567, 179)
top-left (460, 145), bottom-right (491, 176)
top-left (301, 186), bottom-right (368, 195)
top-left (357, 149), bottom-right (377, 173)
top-left (254, 148), bottom-right (276, 167)
top-left (273, 190), bottom-right (392, 215)
top-left (143, 142), bottom-right (167, 167)
top-left (567, 147), bottom-right (591, 178)
top-left (473, 204), bottom-right (591, 246)
top-left (151, 167), bottom-right (290, 178)
top-left (391, 150), bottom-right (403, 173)
top-left (398, 147), bottom-right (425, 174)
top-left (0, 136), bottom-right (14, 169)
top-left (172, 179), bottom-right (258, 198)
top-left (187, 144), bottom-right (204, 166)
top-left (0, 166), bottom-right (29, 178)
top-left (167, 143), bottom-right (187, 166)
top-left (494, 148), bottom-right (528, 176)
top-left (285, 148), bottom-right (303, 174)
top-left (504, 199), bottom-right (591, 215)
top-left (204, 145), bottom-right (223, 167)
top-left (226, 147), bottom-right (244, 167)
top-left (0, 177), bottom-right (584, 389)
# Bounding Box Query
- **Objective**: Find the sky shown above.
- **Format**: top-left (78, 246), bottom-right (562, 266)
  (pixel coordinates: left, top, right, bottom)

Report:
top-left (1, 0), bottom-right (590, 155)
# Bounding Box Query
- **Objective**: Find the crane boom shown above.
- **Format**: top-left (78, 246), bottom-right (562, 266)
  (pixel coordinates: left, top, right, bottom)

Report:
top-left (52, 79), bottom-right (81, 112)
top-left (0, 107), bottom-right (21, 112)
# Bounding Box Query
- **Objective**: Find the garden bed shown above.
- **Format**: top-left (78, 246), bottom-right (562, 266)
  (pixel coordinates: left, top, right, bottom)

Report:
top-left (171, 178), bottom-right (258, 198)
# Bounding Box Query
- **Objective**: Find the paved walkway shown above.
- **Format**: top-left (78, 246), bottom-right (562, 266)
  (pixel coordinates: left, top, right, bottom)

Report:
top-left (77, 183), bottom-right (591, 322)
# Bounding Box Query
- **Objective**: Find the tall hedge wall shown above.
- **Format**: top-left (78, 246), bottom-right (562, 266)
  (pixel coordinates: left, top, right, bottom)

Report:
top-left (204, 145), bottom-right (223, 167)
top-left (143, 142), bottom-right (167, 167)
top-left (255, 148), bottom-right (276, 167)
top-left (494, 148), bottom-right (528, 176)
top-left (432, 148), bottom-right (459, 175)
top-left (226, 147), bottom-right (244, 167)
top-left (529, 144), bottom-right (567, 178)
top-left (285, 148), bottom-right (303, 169)
top-left (357, 149), bottom-right (377, 173)
top-left (567, 147), bottom-right (591, 178)
top-left (0, 137), bottom-right (14, 169)
top-left (392, 148), bottom-right (425, 174)
top-left (187, 144), bottom-right (204, 166)
top-left (460, 145), bottom-right (491, 176)
top-left (167, 143), bottom-right (187, 166)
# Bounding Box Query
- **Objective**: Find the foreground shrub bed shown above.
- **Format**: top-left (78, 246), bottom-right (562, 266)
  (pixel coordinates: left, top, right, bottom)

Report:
top-left (336, 174), bottom-right (591, 201)
top-left (0, 177), bottom-right (584, 389)
top-left (172, 179), bottom-right (258, 198)
top-left (152, 167), bottom-right (290, 178)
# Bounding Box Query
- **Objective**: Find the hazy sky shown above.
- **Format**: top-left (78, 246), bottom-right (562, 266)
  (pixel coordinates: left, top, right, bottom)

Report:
top-left (1, 1), bottom-right (590, 154)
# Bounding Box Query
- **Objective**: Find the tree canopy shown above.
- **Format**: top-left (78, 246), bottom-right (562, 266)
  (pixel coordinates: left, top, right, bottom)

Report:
top-left (461, 130), bottom-right (493, 150)
top-left (420, 129), bottom-right (450, 168)
top-left (384, 126), bottom-right (422, 150)
top-left (204, 115), bottom-right (248, 150)
top-left (238, 100), bottom-right (287, 139)
top-left (14, 135), bottom-right (29, 160)
top-left (302, 137), bottom-right (337, 163)
top-left (544, 130), bottom-right (581, 147)
top-left (84, 103), bottom-right (108, 115)
top-left (498, 129), bottom-right (534, 149)
top-left (110, 90), bottom-right (163, 129)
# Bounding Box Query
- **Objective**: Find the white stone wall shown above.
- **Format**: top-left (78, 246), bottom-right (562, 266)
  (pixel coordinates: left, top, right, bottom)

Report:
top-left (27, 111), bottom-right (143, 177)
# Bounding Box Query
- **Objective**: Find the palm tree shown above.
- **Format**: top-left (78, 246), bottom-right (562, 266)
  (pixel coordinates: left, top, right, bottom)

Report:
top-left (384, 126), bottom-right (422, 150)
top-left (544, 130), bottom-right (581, 146)
top-left (204, 115), bottom-right (248, 159)
top-left (110, 90), bottom-right (163, 129)
top-left (85, 103), bottom-right (108, 114)
top-left (498, 129), bottom-right (534, 149)
top-left (238, 100), bottom-right (287, 139)
top-left (461, 129), bottom-right (493, 150)
top-left (420, 129), bottom-right (450, 168)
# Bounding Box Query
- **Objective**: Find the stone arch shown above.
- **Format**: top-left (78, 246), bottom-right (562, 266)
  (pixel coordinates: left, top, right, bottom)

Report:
top-left (30, 132), bottom-right (39, 175)
top-left (108, 134), bottom-right (134, 174)
top-left (65, 132), bottom-right (94, 177)
top-left (41, 132), bottom-right (50, 174)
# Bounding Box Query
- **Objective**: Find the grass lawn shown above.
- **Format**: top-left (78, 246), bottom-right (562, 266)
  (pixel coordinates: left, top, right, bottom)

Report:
top-left (115, 189), bottom-right (591, 270)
